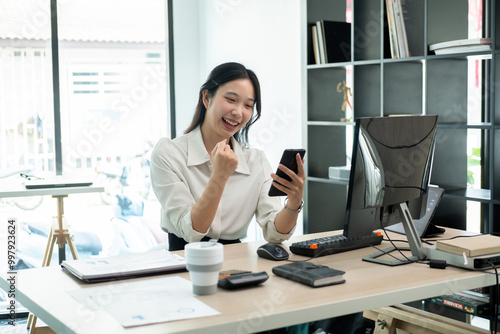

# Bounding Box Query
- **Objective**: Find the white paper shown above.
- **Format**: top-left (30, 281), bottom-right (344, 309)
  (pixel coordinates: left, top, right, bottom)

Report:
top-left (68, 276), bottom-right (220, 327)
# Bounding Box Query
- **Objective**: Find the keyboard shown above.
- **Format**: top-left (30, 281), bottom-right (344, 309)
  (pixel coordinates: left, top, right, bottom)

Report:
top-left (289, 232), bottom-right (383, 257)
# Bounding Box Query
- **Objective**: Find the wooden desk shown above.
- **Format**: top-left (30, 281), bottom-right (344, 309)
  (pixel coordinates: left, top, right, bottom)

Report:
top-left (0, 229), bottom-right (497, 334)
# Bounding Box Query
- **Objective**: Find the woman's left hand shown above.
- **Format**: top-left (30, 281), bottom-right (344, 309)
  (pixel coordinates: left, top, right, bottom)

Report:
top-left (271, 153), bottom-right (305, 210)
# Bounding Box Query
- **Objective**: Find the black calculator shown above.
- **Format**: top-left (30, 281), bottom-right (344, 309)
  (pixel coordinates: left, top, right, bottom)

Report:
top-left (218, 270), bottom-right (269, 290)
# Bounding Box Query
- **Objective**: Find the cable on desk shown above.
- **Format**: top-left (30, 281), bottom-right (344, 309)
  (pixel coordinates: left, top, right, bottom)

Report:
top-left (422, 234), bottom-right (483, 244)
top-left (379, 227), bottom-right (424, 265)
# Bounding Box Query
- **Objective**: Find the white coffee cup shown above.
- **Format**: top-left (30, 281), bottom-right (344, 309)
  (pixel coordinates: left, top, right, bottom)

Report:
top-left (184, 241), bottom-right (223, 295)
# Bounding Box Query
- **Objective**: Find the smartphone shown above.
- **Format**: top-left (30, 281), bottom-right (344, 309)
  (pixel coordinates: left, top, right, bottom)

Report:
top-left (268, 149), bottom-right (306, 197)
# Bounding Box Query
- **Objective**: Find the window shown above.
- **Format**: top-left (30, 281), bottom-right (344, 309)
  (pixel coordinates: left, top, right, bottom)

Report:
top-left (57, 1), bottom-right (169, 176)
top-left (0, 1), bottom-right (55, 173)
top-left (0, 0), bottom-right (171, 266)
top-left (466, 0), bottom-right (483, 232)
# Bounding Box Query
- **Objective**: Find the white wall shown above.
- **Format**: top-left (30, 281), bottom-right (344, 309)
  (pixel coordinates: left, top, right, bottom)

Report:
top-left (172, 0), bottom-right (203, 135)
top-left (173, 0), bottom-right (303, 167)
top-left (172, 0), bottom-right (304, 238)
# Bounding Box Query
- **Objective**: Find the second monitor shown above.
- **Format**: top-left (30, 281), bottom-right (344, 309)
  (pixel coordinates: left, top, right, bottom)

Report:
top-left (344, 115), bottom-right (438, 265)
top-left (289, 115), bottom-right (438, 259)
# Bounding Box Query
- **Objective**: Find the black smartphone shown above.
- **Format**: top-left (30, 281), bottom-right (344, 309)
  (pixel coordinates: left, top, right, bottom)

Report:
top-left (268, 149), bottom-right (306, 197)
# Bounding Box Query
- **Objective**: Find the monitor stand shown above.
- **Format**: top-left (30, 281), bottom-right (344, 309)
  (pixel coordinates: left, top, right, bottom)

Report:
top-left (362, 202), bottom-right (427, 266)
top-left (385, 187), bottom-right (445, 238)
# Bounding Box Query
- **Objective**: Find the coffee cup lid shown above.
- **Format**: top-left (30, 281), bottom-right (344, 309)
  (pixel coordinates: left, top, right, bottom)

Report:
top-left (185, 241), bottom-right (223, 257)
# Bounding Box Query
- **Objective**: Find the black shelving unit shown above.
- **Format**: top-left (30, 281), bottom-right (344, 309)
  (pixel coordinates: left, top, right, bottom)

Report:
top-left (302, 0), bottom-right (499, 234)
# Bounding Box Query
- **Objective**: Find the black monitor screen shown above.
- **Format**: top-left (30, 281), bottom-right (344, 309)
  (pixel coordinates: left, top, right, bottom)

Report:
top-left (343, 115), bottom-right (438, 238)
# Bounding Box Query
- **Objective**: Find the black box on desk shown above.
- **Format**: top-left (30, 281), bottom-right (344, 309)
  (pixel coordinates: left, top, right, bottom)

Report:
top-left (429, 293), bottom-right (489, 316)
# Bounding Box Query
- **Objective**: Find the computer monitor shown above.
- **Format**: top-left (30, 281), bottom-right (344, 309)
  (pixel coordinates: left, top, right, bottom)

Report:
top-left (343, 114), bottom-right (438, 266)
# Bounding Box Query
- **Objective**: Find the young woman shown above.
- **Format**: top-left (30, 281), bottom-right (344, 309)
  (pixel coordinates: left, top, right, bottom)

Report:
top-left (150, 62), bottom-right (305, 251)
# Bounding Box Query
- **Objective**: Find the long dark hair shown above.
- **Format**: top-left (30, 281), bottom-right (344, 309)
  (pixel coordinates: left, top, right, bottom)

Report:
top-left (184, 62), bottom-right (262, 146)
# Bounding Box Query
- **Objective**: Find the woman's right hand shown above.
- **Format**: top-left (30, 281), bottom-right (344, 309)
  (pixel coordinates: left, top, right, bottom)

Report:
top-left (211, 139), bottom-right (238, 177)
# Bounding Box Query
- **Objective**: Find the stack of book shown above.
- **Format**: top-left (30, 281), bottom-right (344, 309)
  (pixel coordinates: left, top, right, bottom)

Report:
top-left (386, 0), bottom-right (409, 58)
top-left (429, 38), bottom-right (492, 55)
top-left (435, 234), bottom-right (500, 257)
top-left (310, 20), bottom-right (351, 64)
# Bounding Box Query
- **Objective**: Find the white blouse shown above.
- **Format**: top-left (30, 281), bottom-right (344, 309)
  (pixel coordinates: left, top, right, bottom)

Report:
top-left (150, 126), bottom-right (296, 243)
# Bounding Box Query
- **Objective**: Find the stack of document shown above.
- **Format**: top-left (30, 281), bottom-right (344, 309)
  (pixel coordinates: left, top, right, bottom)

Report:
top-left (68, 276), bottom-right (220, 327)
top-left (429, 38), bottom-right (492, 55)
top-left (61, 249), bottom-right (186, 283)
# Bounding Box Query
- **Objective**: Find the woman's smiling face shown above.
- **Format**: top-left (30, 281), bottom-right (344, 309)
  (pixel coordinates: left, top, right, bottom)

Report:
top-left (201, 78), bottom-right (255, 141)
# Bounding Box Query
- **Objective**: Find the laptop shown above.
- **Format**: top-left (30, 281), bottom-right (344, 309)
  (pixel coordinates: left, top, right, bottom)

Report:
top-left (61, 249), bottom-right (186, 283)
top-left (25, 176), bottom-right (93, 189)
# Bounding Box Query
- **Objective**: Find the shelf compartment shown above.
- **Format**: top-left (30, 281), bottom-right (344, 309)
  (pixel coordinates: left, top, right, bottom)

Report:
top-left (427, 58), bottom-right (468, 123)
top-left (306, 0), bottom-right (347, 26)
top-left (431, 128), bottom-right (468, 190)
top-left (353, 0), bottom-right (382, 61)
top-left (306, 0), bottom-right (348, 66)
top-left (383, 0), bottom-right (425, 59)
top-left (353, 64), bottom-right (381, 117)
top-left (307, 125), bottom-right (347, 179)
top-left (432, 197), bottom-right (467, 230)
top-left (427, 0), bottom-right (468, 50)
top-left (305, 180), bottom-right (347, 233)
top-left (383, 62), bottom-right (423, 115)
top-left (400, 0), bottom-right (425, 57)
top-left (308, 67), bottom-right (349, 122)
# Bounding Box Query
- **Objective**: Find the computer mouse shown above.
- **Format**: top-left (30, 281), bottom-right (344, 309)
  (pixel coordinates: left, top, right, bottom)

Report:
top-left (256, 243), bottom-right (289, 261)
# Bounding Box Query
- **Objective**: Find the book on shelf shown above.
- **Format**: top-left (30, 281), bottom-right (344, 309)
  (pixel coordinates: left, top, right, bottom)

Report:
top-left (308, 23), bottom-right (321, 65)
top-left (312, 25), bottom-right (320, 65)
top-left (272, 261), bottom-right (345, 288)
top-left (61, 249), bottom-right (186, 283)
top-left (310, 20), bottom-right (350, 64)
top-left (435, 234), bottom-right (500, 257)
top-left (393, 0), bottom-right (409, 57)
top-left (385, 0), bottom-right (409, 58)
top-left (315, 21), bottom-right (326, 64)
top-left (429, 38), bottom-right (492, 55)
top-left (307, 23), bottom-right (315, 65)
top-left (385, 0), bottom-right (398, 58)
top-left (321, 20), bottom-right (351, 63)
